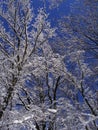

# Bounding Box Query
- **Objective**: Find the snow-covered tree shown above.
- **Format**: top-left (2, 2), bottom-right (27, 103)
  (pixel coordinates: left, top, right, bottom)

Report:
top-left (0, 0), bottom-right (98, 130)
top-left (0, 0), bottom-right (57, 129)
top-left (54, 0), bottom-right (98, 129)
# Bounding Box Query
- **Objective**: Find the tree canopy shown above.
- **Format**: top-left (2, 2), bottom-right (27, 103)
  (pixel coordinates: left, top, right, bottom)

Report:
top-left (0, 0), bottom-right (98, 130)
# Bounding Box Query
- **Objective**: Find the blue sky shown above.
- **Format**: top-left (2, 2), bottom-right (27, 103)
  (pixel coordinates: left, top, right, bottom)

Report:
top-left (32, 0), bottom-right (75, 26)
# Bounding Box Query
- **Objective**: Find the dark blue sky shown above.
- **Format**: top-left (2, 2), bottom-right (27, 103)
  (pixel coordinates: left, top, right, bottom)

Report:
top-left (32, 0), bottom-right (75, 26)
top-left (49, 0), bottom-right (75, 16)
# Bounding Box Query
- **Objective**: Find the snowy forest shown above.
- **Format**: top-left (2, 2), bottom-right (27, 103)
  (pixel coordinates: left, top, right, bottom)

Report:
top-left (0, 0), bottom-right (98, 130)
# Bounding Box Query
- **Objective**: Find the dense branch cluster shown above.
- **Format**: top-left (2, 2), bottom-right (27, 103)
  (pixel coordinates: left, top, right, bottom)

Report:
top-left (0, 0), bottom-right (98, 130)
